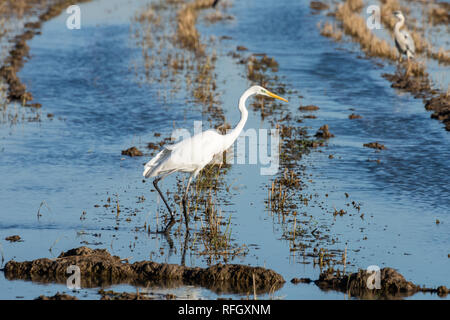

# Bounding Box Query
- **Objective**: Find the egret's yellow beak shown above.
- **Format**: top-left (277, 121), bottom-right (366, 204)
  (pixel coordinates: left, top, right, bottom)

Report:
top-left (266, 90), bottom-right (288, 103)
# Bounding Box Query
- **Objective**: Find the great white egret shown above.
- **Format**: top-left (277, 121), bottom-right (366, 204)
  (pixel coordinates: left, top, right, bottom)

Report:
top-left (143, 85), bottom-right (288, 233)
top-left (393, 11), bottom-right (415, 61)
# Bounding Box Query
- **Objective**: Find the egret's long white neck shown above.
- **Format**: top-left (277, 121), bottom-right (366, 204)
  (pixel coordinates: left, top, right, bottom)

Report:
top-left (223, 88), bottom-right (252, 149)
top-left (394, 16), bottom-right (405, 33)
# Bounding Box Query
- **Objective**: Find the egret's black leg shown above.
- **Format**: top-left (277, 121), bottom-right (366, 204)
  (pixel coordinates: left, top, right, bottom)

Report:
top-left (182, 174), bottom-right (194, 232)
top-left (181, 231), bottom-right (189, 266)
top-left (153, 177), bottom-right (175, 233)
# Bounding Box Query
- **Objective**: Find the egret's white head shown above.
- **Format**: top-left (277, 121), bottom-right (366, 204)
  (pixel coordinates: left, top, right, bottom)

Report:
top-left (251, 85), bottom-right (288, 102)
top-left (393, 11), bottom-right (404, 21)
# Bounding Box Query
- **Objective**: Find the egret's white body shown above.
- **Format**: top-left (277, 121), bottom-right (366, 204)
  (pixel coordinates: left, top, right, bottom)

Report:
top-left (143, 85), bottom-right (287, 233)
top-left (393, 11), bottom-right (415, 61)
top-left (143, 129), bottom-right (234, 179)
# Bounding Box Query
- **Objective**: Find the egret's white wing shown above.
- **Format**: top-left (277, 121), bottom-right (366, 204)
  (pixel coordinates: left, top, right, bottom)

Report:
top-left (143, 129), bottom-right (227, 178)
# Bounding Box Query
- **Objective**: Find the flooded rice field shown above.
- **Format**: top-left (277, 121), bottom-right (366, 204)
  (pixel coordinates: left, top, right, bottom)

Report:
top-left (0, 0), bottom-right (448, 300)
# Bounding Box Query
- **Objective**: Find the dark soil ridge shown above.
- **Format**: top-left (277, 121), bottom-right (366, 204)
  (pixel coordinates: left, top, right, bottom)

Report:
top-left (0, 0), bottom-right (92, 104)
top-left (382, 69), bottom-right (450, 132)
top-left (295, 267), bottom-right (449, 299)
top-left (3, 246), bottom-right (285, 294)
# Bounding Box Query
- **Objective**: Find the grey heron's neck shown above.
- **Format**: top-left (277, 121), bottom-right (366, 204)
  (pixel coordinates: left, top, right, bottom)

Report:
top-left (395, 17), bottom-right (405, 32)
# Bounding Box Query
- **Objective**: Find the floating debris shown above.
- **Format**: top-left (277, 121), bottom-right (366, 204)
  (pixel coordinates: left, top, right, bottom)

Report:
top-left (5, 235), bottom-right (22, 242)
top-left (291, 278), bottom-right (313, 284)
top-left (299, 105), bottom-right (320, 111)
top-left (0, 0), bottom-right (93, 104)
top-left (99, 289), bottom-right (154, 300)
top-left (310, 1), bottom-right (329, 12)
top-left (121, 147), bottom-right (143, 157)
top-left (363, 142), bottom-right (386, 150)
top-left (35, 293), bottom-right (78, 300)
top-left (349, 113), bottom-right (362, 119)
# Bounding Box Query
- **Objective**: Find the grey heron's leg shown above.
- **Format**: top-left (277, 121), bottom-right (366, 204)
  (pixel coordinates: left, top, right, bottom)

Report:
top-left (182, 173), bottom-right (195, 231)
top-left (153, 176), bottom-right (175, 233)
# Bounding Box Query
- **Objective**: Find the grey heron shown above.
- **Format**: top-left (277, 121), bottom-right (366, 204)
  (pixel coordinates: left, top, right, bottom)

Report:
top-left (393, 11), bottom-right (415, 61)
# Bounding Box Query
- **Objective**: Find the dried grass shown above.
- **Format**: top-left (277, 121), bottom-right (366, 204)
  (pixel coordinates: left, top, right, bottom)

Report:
top-left (335, 1), bottom-right (397, 60)
top-left (176, 0), bottom-right (215, 54)
top-left (319, 22), bottom-right (342, 41)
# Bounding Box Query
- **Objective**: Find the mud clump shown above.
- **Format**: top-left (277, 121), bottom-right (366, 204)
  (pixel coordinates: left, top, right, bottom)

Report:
top-left (291, 278), bottom-right (313, 284)
top-left (425, 94), bottom-right (450, 131)
top-left (5, 235), bottom-right (22, 242)
top-left (147, 142), bottom-right (160, 150)
top-left (363, 142), bottom-right (386, 150)
top-left (121, 147), bottom-right (143, 157)
top-left (315, 268), bottom-right (449, 299)
top-left (25, 103), bottom-right (42, 108)
top-left (36, 293), bottom-right (78, 300)
top-left (310, 1), bottom-right (329, 12)
top-left (315, 125), bottom-right (334, 139)
top-left (299, 105), bottom-right (320, 112)
top-left (349, 113), bottom-right (362, 119)
top-left (4, 247), bottom-right (285, 294)
top-left (382, 71), bottom-right (431, 99)
top-left (247, 54), bottom-right (279, 83)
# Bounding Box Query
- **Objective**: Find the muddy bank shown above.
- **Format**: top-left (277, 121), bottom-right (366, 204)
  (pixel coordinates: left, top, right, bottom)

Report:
top-left (313, 268), bottom-right (449, 299)
top-left (121, 146), bottom-right (143, 157)
top-left (3, 247), bottom-right (285, 294)
top-left (0, 0), bottom-right (92, 104)
top-left (363, 142), bottom-right (386, 150)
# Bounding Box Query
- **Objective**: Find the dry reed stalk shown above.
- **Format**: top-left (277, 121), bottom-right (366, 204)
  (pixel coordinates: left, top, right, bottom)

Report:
top-left (176, 0), bottom-right (215, 54)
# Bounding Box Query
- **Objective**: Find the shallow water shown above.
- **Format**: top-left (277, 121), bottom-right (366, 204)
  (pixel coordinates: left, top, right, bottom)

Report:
top-left (0, 0), bottom-right (448, 300)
